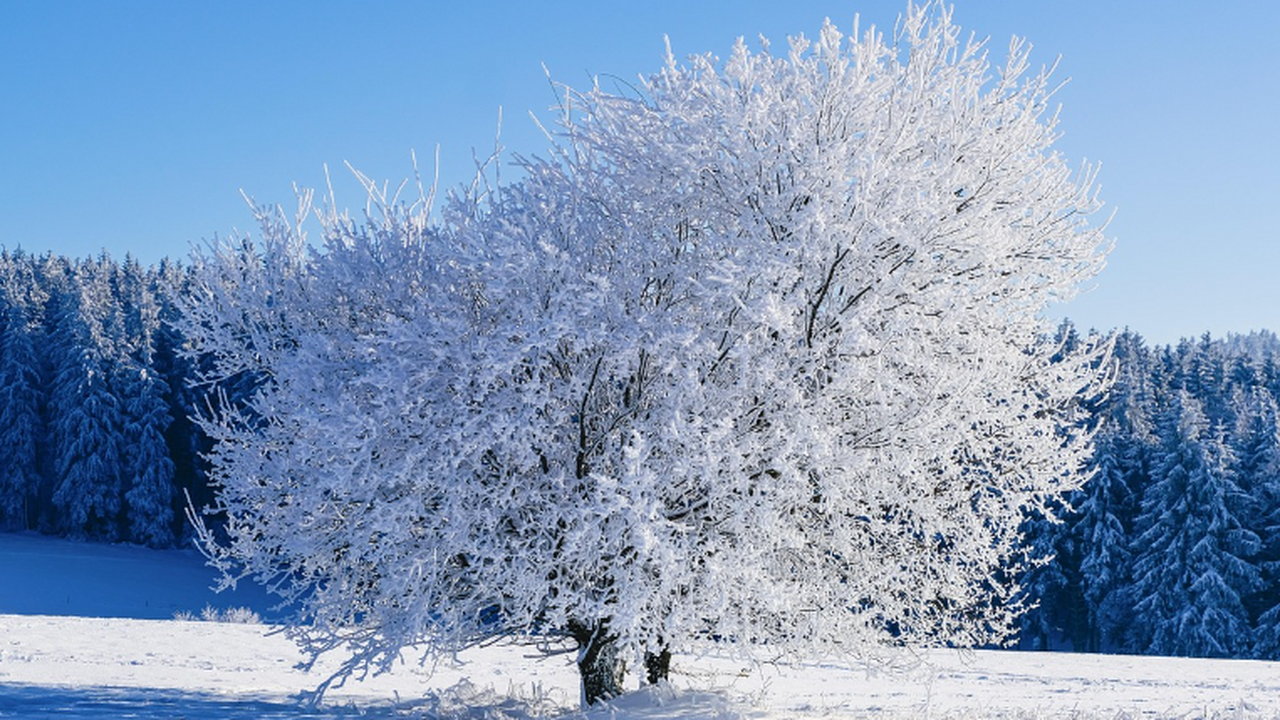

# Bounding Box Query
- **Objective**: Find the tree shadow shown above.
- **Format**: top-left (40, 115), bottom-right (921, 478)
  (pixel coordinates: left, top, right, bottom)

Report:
top-left (0, 682), bottom-right (566, 719)
top-left (0, 681), bottom-right (747, 719)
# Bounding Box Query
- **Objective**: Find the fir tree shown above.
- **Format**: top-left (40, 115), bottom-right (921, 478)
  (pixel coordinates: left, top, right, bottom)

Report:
top-left (1128, 392), bottom-right (1259, 657)
top-left (120, 364), bottom-right (176, 547)
top-left (45, 260), bottom-right (126, 541)
top-left (1074, 330), bottom-right (1154, 652)
top-left (1076, 429), bottom-right (1139, 651)
top-left (0, 253), bottom-right (48, 529)
top-left (115, 258), bottom-right (177, 546)
top-left (1233, 387), bottom-right (1280, 657)
top-left (1017, 502), bottom-right (1082, 651)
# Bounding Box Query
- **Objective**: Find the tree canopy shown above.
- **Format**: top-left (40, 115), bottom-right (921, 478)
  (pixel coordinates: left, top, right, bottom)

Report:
top-left (180, 3), bottom-right (1112, 704)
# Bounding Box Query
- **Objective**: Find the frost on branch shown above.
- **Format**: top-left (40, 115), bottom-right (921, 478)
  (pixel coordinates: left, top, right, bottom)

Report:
top-left (181, 2), bottom-right (1112, 705)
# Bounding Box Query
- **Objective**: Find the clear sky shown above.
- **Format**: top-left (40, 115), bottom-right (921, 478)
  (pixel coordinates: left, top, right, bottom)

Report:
top-left (2, 1), bottom-right (1277, 346)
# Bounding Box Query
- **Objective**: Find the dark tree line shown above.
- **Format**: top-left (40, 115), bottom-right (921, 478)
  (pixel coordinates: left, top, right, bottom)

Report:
top-left (0, 250), bottom-right (212, 546)
top-left (1022, 325), bottom-right (1280, 660)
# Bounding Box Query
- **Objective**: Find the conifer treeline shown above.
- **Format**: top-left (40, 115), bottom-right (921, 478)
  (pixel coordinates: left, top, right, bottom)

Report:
top-left (1022, 327), bottom-right (1280, 659)
top-left (5, 251), bottom-right (1280, 659)
top-left (0, 250), bottom-right (210, 546)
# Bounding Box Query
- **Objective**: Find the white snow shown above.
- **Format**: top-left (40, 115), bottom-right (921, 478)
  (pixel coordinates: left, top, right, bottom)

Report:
top-left (1, 532), bottom-right (1279, 718)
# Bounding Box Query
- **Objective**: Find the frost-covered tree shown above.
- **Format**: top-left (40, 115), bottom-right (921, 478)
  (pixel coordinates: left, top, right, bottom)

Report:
top-left (151, 259), bottom-right (211, 521)
top-left (183, 3), bottom-right (1111, 704)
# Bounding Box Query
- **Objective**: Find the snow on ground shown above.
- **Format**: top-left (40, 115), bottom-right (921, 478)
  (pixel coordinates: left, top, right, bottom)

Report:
top-left (0, 531), bottom-right (275, 620)
top-left (2, 531), bottom-right (1279, 719)
top-left (4, 615), bottom-right (1280, 719)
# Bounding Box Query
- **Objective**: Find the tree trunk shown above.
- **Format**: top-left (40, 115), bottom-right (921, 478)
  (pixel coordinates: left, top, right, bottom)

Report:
top-left (569, 620), bottom-right (625, 706)
top-left (644, 647), bottom-right (671, 685)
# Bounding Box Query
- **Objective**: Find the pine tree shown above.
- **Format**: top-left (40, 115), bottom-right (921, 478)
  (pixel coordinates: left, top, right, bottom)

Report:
top-left (1179, 334), bottom-right (1232, 427)
top-left (1016, 501), bottom-right (1081, 650)
top-left (1074, 330), bottom-right (1153, 652)
top-left (113, 257), bottom-right (177, 546)
top-left (1233, 386), bottom-right (1280, 657)
top-left (0, 253), bottom-right (48, 529)
top-left (45, 259), bottom-right (126, 541)
top-left (1016, 323), bottom-right (1096, 652)
top-left (1076, 429), bottom-right (1139, 651)
top-left (120, 364), bottom-right (176, 547)
top-left (1128, 392), bottom-right (1259, 657)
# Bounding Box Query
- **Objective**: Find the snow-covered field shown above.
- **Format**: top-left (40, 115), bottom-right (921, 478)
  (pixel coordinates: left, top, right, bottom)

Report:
top-left (1, 532), bottom-right (1278, 719)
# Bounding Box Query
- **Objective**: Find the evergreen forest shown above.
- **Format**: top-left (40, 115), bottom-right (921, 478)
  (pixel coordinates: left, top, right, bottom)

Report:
top-left (1020, 327), bottom-right (1280, 659)
top-left (3, 250), bottom-right (1280, 661)
top-left (0, 250), bottom-right (210, 548)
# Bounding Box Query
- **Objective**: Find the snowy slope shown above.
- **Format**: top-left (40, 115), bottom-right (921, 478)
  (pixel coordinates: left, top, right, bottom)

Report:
top-left (0, 531), bottom-right (274, 620)
top-left (1, 532), bottom-right (1279, 719)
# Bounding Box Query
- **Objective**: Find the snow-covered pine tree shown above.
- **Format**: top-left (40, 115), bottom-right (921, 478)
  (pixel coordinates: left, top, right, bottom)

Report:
top-left (1128, 391), bottom-right (1260, 657)
top-left (1178, 334), bottom-right (1232, 428)
top-left (0, 252), bottom-right (48, 530)
top-left (1016, 502), bottom-right (1080, 650)
top-left (1231, 385), bottom-right (1280, 658)
top-left (1074, 330), bottom-right (1155, 652)
top-left (45, 257), bottom-right (126, 541)
top-left (114, 257), bottom-right (176, 547)
top-left (1075, 432), bottom-right (1137, 652)
top-left (182, 3), bottom-right (1112, 704)
top-left (1014, 331), bottom-right (1280, 660)
top-left (119, 363), bottom-right (176, 547)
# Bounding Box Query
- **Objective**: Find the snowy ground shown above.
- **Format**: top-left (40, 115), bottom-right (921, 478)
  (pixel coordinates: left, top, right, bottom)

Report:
top-left (2, 532), bottom-right (1279, 719)
top-left (0, 531), bottom-right (275, 620)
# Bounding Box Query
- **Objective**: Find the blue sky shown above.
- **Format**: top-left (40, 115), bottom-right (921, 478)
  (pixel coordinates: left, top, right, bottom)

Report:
top-left (2, 1), bottom-right (1277, 346)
